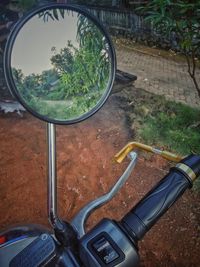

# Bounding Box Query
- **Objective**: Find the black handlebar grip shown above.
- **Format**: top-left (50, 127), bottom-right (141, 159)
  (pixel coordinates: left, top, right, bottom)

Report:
top-left (121, 154), bottom-right (200, 241)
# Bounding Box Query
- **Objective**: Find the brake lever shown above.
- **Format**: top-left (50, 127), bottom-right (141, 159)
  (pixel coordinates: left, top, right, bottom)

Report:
top-left (115, 142), bottom-right (184, 163)
top-left (71, 152), bottom-right (138, 238)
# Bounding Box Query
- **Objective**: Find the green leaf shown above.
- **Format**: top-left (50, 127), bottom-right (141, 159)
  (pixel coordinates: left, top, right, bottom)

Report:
top-left (53, 9), bottom-right (59, 20)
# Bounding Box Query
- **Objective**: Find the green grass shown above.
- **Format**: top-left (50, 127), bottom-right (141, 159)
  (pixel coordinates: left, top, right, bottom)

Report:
top-left (137, 100), bottom-right (200, 156)
top-left (137, 98), bottom-right (200, 190)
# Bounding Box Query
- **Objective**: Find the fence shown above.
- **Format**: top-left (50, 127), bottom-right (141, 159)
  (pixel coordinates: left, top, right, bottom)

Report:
top-left (87, 7), bottom-right (178, 50)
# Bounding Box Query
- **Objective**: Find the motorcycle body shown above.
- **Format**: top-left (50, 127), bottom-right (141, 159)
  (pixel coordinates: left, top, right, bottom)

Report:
top-left (0, 225), bottom-right (80, 267)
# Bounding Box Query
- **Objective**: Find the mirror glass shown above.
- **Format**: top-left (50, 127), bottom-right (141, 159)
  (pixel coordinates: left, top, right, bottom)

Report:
top-left (8, 6), bottom-right (115, 123)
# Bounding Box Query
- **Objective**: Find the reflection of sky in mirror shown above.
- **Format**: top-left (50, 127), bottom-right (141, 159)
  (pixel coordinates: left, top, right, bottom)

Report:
top-left (11, 10), bottom-right (79, 75)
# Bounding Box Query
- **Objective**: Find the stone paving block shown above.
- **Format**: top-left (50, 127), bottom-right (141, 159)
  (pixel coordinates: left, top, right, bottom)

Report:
top-left (116, 46), bottom-right (200, 107)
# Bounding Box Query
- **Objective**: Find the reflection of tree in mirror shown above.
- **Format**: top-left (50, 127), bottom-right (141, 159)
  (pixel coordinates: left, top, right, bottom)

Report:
top-left (38, 8), bottom-right (65, 22)
top-left (12, 67), bottom-right (59, 100)
top-left (50, 35), bottom-right (109, 98)
top-left (77, 14), bottom-right (110, 89)
top-left (12, 12), bottom-right (111, 120)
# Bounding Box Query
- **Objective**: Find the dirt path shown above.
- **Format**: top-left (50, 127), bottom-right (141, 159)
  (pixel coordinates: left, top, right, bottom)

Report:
top-left (0, 93), bottom-right (200, 267)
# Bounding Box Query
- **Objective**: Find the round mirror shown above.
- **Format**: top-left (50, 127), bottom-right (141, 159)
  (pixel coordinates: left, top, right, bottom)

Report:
top-left (4, 4), bottom-right (116, 124)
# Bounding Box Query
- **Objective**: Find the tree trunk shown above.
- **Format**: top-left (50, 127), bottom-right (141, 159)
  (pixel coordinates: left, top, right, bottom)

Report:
top-left (185, 54), bottom-right (200, 99)
top-left (190, 74), bottom-right (200, 99)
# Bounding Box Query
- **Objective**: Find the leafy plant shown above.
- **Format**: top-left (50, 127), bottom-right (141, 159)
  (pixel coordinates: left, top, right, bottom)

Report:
top-left (9, 0), bottom-right (38, 11)
top-left (137, 0), bottom-right (200, 98)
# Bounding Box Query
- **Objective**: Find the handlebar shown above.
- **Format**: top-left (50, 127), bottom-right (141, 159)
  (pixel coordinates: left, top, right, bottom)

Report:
top-left (121, 154), bottom-right (200, 240)
top-left (78, 143), bottom-right (200, 267)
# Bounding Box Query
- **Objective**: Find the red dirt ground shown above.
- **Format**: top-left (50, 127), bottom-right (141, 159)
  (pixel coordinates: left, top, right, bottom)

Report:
top-left (0, 94), bottom-right (200, 267)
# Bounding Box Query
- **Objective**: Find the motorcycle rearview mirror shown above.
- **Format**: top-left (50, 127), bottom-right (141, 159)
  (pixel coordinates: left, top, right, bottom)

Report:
top-left (4, 4), bottom-right (116, 125)
top-left (3, 3), bottom-right (116, 248)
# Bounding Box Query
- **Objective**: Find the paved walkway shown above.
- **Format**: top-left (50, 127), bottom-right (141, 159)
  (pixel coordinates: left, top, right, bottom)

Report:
top-left (116, 44), bottom-right (200, 107)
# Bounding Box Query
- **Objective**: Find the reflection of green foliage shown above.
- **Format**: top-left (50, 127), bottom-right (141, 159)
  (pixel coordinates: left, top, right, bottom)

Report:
top-left (12, 68), bottom-right (24, 86)
top-left (50, 17), bottom-right (110, 100)
top-left (50, 42), bottom-right (74, 74)
top-left (39, 8), bottom-right (65, 22)
top-left (26, 90), bottom-right (101, 120)
top-left (12, 67), bottom-right (59, 100)
top-left (77, 15), bottom-right (110, 90)
top-left (12, 12), bottom-right (111, 121)
top-left (12, 68), bottom-right (39, 101)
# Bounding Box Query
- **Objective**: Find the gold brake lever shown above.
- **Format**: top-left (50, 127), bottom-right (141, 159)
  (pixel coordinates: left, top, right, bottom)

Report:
top-left (115, 142), bottom-right (184, 163)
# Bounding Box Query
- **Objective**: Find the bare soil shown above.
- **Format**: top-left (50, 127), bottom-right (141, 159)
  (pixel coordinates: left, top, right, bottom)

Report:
top-left (0, 92), bottom-right (200, 267)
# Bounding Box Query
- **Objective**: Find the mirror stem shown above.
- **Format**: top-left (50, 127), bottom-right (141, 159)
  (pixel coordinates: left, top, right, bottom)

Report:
top-left (47, 123), bottom-right (79, 248)
top-left (47, 123), bottom-right (64, 231)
